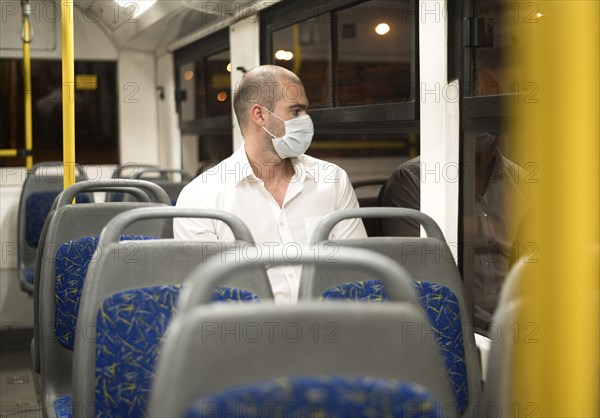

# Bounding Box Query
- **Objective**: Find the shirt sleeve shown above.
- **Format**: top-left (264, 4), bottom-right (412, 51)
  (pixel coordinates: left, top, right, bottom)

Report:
top-left (173, 182), bottom-right (219, 241)
top-left (330, 167), bottom-right (368, 240)
top-left (380, 160), bottom-right (421, 237)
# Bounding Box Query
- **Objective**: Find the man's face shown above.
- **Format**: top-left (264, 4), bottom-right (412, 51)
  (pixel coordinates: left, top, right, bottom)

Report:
top-left (265, 81), bottom-right (309, 138)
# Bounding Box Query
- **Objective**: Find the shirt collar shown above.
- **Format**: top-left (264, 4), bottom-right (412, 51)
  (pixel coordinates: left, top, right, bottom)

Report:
top-left (228, 143), bottom-right (256, 184)
top-left (230, 142), bottom-right (313, 184)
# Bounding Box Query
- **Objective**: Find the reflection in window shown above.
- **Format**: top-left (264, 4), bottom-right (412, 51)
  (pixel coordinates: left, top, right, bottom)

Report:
top-left (270, 0), bottom-right (414, 108)
top-left (308, 133), bottom-right (418, 159)
top-left (272, 17), bottom-right (332, 109)
top-left (180, 62), bottom-right (197, 122)
top-left (462, 131), bottom-right (533, 331)
top-left (206, 50), bottom-right (231, 117)
top-left (175, 33), bottom-right (233, 168)
top-left (336, 0), bottom-right (414, 106)
top-left (0, 59), bottom-right (119, 167)
top-left (472, 0), bottom-right (537, 96)
top-left (178, 49), bottom-right (231, 121)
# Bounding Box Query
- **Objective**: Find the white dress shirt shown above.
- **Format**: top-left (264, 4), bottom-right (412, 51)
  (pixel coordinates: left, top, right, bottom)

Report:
top-left (174, 144), bottom-right (367, 303)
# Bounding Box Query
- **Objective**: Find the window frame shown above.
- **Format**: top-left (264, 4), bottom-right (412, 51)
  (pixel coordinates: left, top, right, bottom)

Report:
top-left (0, 58), bottom-right (119, 167)
top-left (260, 0), bottom-right (420, 132)
top-left (174, 29), bottom-right (232, 136)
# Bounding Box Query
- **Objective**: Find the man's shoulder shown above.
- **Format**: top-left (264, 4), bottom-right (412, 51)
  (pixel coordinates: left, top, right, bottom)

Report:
top-left (389, 156), bottom-right (421, 183)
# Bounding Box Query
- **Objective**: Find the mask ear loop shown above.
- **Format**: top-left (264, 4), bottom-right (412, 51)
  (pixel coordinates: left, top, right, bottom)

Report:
top-left (262, 107), bottom-right (285, 122)
top-left (263, 126), bottom-right (277, 139)
top-left (261, 107), bottom-right (284, 139)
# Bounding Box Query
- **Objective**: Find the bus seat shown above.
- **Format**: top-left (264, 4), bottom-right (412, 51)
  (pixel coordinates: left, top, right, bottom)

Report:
top-left (321, 279), bottom-right (468, 413)
top-left (183, 376), bottom-right (442, 418)
top-left (34, 180), bottom-right (170, 373)
top-left (17, 162), bottom-right (89, 293)
top-left (94, 283), bottom-right (260, 417)
top-left (106, 163), bottom-right (161, 202)
top-left (483, 258), bottom-right (599, 417)
top-left (149, 246), bottom-right (455, 418)
top-left (351, 177), bottom-right (388, 236)
top-left (301, 207), bottom-right (482, 417)
top-left (35, 180), bottom-right (172, 417)
top-left (128, 168), bottom-right (194, 205)
top-left (71, 207), bottom-right (263, 418)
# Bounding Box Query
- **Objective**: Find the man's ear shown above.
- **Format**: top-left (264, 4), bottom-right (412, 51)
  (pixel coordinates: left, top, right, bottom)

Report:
top-left (249, 104), bottom-right (265, 126)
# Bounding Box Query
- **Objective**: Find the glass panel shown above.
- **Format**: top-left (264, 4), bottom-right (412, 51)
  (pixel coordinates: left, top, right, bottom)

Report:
top-left (272, 16), bottom-right (333, 109)
top-left (0, 59), bottom-right (119, 167)
top-left (178, 49), bottom-right (231, 121)
top-left (206, 50), bottom-right (232, 117)
top-left (198, 133), bottom-right (233, 166)
top-left (336, 0), bottom-right (415, 106)
top-left (307, 132), bottom-right (418, 159)
top-left (472, 0), bottom-right (537, 96)
top-left (179, 61), bottom-right (198, 122)
top-left (462, 130), bottom-right (534, 332)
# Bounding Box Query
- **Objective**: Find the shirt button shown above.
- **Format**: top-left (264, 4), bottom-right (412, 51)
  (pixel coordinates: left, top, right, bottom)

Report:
top-left (482, 212), bottom-right (488, 217)
top-left (280, 221), bottom-right (287, 227)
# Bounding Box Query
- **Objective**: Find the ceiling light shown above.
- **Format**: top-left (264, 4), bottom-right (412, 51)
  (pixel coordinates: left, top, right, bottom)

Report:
top-left (114, 0), bottom-right (157, 18)
top-left (275, 50), bottom-right (294, 61)
top-left (375, 23), bottom-right (390, 36)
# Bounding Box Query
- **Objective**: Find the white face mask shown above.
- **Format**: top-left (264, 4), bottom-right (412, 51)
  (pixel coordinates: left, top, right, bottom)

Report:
top-left (262, 108), bottom-right (314, 159)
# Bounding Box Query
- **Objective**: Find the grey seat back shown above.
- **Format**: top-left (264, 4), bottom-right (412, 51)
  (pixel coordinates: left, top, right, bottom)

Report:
top-left (301, 207), bottom-right (482, 417)
top-left (31, 183), bottom-right (158, 373)
top-left (128, 168), bottom-right (193, 204)
top-left (36, 180), bottom-right (172, 416)
top-left (106, 163), bottom-right (161, 201)
top-left (17, 162), bottom-right (89, 293)
top-left (149, 246), bottom-right (456, 417)
top-left (483, 257), bottom-right (600, 417)
top-left (71, 207), bottom-right (264, 418)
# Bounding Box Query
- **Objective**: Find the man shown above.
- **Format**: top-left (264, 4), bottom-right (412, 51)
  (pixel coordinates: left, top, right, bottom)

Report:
top-left (174, 65), bottom-right (367, 303)
top-left (380, 133), bottom-right (531, 331)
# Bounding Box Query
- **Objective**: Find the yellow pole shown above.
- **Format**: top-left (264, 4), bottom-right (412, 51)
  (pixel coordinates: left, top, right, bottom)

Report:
top-left (292, 24), bottom-right (302, 75)
top-left (512, 1), bottom-right (599, 416)
top-left (61, 0), bottom-right (76, 190)
top-left (22, 14), bottom-right (33, 170)
top-left (0, 150), bottom-right (18, 157)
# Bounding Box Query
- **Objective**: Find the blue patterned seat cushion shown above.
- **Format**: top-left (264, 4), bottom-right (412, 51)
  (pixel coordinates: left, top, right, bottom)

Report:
top-left (321, 280), bottom-right (468, 413)
top-left (108, 192), bottom-right (123, 202)
top-left (22, 268), bottom-right (35, 285)
top-left (54, 235), bottom-right (156, 350)
top-left (25, 191), bottom-right (91, 248)
top-left (25, 191), bottom-right (60, 248)
top-left (95, 285), bottom-right (259, 418)
top-left (54, 395), bottom-right (72, 418)
top-left (184, 376), bottom-right (441, 418)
